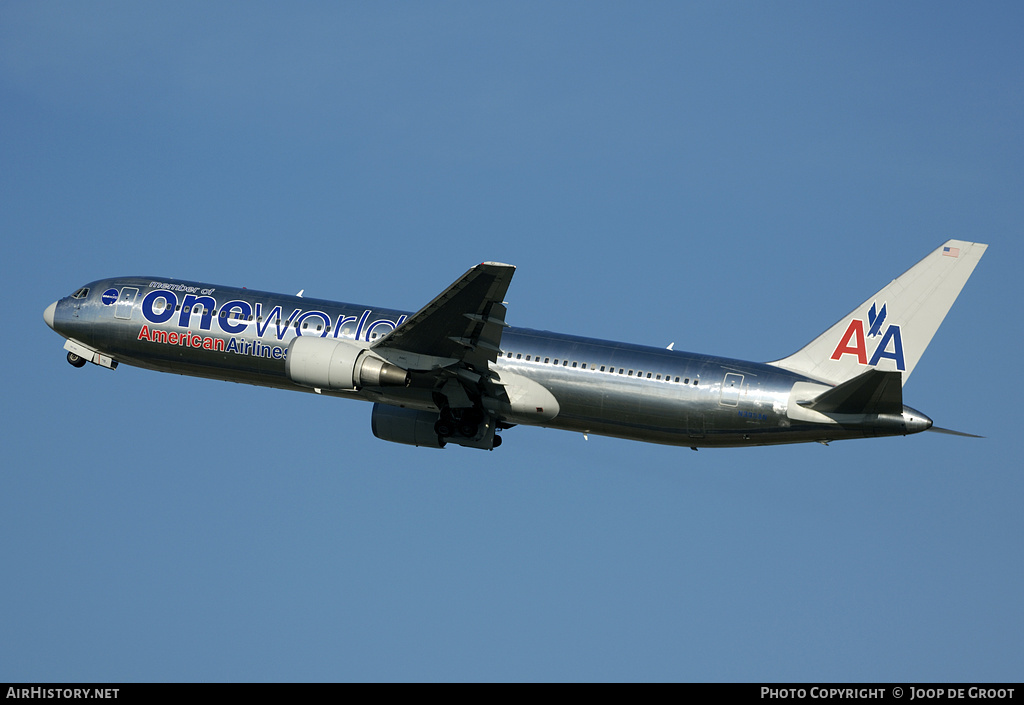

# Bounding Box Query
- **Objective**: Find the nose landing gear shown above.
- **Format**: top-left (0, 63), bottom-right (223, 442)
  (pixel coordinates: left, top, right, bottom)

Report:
top-left (67, 351), bottom-right (87, 368)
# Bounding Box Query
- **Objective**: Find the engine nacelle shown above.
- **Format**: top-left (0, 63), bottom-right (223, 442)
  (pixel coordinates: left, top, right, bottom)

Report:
top-left (371, 404), bottom-right (446, 448)
top-left (370, 403), bottom-right (501, 450)
top-left (286, 337), bottom-right (409, 390)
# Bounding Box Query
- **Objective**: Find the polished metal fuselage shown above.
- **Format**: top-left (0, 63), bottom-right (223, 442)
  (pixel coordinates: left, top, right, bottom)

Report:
top-left (48, 276), bottom-right (926, 448)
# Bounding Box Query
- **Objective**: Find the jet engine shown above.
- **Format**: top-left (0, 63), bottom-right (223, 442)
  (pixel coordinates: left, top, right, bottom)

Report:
top-left (371, 403), bottom-right (501, 450)
top-left (286, 337), bottom-right (409, 390)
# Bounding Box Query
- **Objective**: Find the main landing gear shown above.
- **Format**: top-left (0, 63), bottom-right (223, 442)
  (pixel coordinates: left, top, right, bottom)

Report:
top-left (434, 406), bottom-right (484, 440)
top-left (432, 405), bottom-right (503, 448)
top-left (67, 351), bottom-right (87, 368)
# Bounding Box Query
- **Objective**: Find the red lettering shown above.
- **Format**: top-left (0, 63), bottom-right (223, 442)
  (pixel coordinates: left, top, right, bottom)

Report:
top-left (168, 331), bottom-right (178, 345)
top-left (137, 325), bottom-right (150, 341)
top-left (830, 319), bottom-right (867, 365)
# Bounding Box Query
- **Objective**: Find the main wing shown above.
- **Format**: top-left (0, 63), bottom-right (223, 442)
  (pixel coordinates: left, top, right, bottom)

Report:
top-left (371, 262), bottom-right (515, 372)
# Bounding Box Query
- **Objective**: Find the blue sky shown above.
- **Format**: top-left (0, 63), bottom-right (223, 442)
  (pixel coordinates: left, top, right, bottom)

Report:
top-left (2, 2), bottom-right (1021, 681)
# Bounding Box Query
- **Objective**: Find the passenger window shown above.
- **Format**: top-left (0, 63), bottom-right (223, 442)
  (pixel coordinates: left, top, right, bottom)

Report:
top-left (516, 354), bottom-right (522, 359)
top-left (600, 366), bottom-right (606, 372)
top-left (619, 368), bottom-right (624, 374)
top-left (646, 372), bottom-right (652, 378)
top-left (563, 360), bottom-right (568, 366)
top-left (572, 362), bottom-right (577, 368)
top-left (526, 355), bottom-right (531, 361)
top-left (628, 370), bottom-right (634, 376)
top-left (694, 379), bottom-right (699, 386)
top-left (545, 358), bottom-right (550, 364)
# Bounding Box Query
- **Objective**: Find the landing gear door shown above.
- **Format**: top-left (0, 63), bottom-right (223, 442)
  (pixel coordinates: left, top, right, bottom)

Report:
top-left (114, 287), bottom-right (139, 320)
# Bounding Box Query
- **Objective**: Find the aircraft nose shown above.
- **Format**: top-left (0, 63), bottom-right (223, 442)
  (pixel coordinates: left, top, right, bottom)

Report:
top-left (43, 301), bottom-right (57, 330)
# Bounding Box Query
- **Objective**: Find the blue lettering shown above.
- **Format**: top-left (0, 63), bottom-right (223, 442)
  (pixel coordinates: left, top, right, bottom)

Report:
top-left (365, 314), bottom-right (408, 341)
top-left (254, 303), bottom-right (281, 338)
top-left (354, 310), bottom-right (371, 341)
top-left (279, 308), bottom-right (303, 339)
top-left (217, 300), bottom-right (253, 335)
top-left (254, 303), bottom-right (301, 340)
top-left (178, 295), bottom-right (217, 330)
top-left (141, 290), bottom-right (177, 324)
top-left (333, 313), bottom-right (358, 339)
top-left (296, 311), bottom-right (331, 337)
top-left (868, 324), bottom-right (906, 370)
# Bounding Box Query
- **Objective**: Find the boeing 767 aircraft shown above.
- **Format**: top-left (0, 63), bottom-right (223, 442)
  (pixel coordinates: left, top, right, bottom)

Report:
top-left (44, 240), bottom-right (985, 450)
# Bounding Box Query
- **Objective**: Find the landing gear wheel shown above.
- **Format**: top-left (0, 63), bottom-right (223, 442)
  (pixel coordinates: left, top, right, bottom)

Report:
top-left (458, 422), bottom-right (478, 438)
top-left (67, 352), bottom-right (87, 368)
top-left (434, 419), bottom-right (455, 437)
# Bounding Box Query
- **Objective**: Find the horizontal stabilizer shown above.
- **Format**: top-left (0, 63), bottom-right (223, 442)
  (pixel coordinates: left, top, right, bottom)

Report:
top-left (927, 426), bottom-right (984, 439)
top-left (799, 369), bottom-right (903, 415)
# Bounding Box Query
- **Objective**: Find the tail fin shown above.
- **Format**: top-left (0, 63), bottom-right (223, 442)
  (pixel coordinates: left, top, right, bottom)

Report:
top-left (768, 240), bottom-right (987, 386)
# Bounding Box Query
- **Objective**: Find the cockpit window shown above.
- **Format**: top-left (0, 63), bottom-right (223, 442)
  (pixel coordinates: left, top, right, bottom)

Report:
top-left (71, 288), bottom-right (89, 299)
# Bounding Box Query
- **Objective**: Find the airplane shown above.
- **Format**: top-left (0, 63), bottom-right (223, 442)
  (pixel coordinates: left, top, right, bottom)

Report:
top-left (43, 240), bottom-right (986, 451)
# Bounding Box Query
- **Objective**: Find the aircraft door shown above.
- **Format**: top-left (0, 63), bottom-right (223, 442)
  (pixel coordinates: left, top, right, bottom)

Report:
top-left (720, 373), bottom-right (744, 406)
top-left (114, 287), bottom-right (139, 320)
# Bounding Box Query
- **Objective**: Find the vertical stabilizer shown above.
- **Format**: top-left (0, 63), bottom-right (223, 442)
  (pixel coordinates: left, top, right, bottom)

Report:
top-left (768, 240), bottom-right (986, 386)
